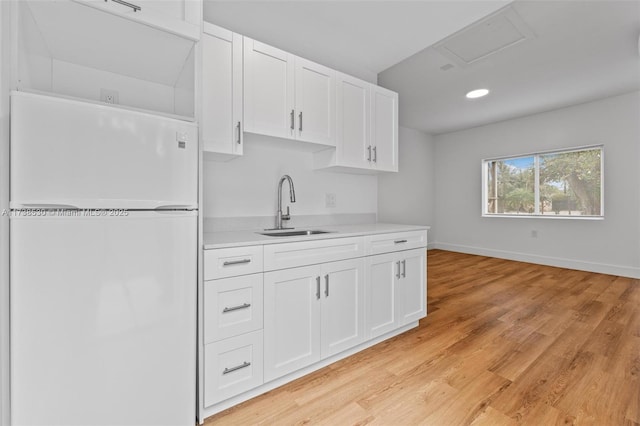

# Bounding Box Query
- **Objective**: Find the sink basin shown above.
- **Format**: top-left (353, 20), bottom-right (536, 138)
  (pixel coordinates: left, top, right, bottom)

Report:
top-left (259, 230), bottom-right (332, 237)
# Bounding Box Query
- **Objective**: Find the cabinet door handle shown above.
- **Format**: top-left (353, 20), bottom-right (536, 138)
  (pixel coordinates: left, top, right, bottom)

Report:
top-left (367, 145), bottom-right (372, 162)
top-left (396, 261), bottom-right (401, 279)
top-left (299, 111), bottom-right (303, 132)
top-left (222, 303), bottom-right (251, 313)
top-left (394, 239), bottom-right (408, 244)
top-left (402, 260), bottom-right (406, 278)
top-left (324, 274), bottom-right (329, 297)
top-left (222, 361), bottom-right (251, 375)
top-left (373, 146), bottom-right (377, 163)
top-left (111, 0), bottom-right (141, 12)
top-left (316, 276), bottom-right (321, 300)
top-left (236, 121), bottom-right (241, 144)
top-left (290, 110), bottom-right (295, 130)
top-left (223, 259), bottom-right (251, 266)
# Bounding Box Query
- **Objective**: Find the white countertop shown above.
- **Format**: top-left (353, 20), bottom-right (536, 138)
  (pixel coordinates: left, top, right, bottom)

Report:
top-left (203, 223), bottom-right (430, 250)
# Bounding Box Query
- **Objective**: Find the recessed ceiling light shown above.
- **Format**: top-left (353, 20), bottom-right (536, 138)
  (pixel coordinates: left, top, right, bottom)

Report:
top-left (466, 89), bottom-right (490, 99)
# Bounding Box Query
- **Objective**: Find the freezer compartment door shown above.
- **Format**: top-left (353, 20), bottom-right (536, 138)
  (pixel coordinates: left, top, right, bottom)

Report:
top-left (10, 92), bottom-right (198, 209)
top-left (10, 212), bottom-right (197, 425)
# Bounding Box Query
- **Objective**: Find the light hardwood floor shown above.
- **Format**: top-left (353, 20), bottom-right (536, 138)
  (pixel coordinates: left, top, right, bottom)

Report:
top-left (204, 249), bottom-right (640, 425)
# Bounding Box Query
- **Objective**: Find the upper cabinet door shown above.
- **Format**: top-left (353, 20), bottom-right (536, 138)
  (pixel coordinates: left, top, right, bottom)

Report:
top-left (335, 73), bottom-right (371, 169)
top-left (371, 85), bottom-right (399, 172)
top-left (73, 0), bottom-right (201, 40)
top-left (294, 58), bottom-right (335, 146)
top-left (243, 38), bottom-right (295, 139)
top-left (201, 23), bottom-right (243, 160)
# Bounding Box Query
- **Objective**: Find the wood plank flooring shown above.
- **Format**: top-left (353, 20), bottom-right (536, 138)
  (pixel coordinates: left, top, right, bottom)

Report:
top-left (204, 250), bottom-right (640, 425)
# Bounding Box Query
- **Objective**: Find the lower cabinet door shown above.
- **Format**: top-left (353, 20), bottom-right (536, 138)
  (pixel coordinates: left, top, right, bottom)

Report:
top-left (204, 330), bottom-right (264, 407)
top-left (398, 249), bottom-right (427, 325)
top-left (320, 258), bottom-right (365, 358)
top-left (365, 252), bottom-right (400, 339)
top-left (264, 265), bottom-right (321, 382)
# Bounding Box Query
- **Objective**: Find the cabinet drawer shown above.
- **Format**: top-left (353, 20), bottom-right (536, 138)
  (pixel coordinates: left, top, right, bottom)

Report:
top-left (205, 245), bottom-right (263, 280)
top-left (263, 236), bottom-right (364, 271)
top-left (365, 230), bottom-right (427, 255)
top-left (204, 330), bottom-right (264, 407)
top-left (204, 274), bottom-right (263, 344)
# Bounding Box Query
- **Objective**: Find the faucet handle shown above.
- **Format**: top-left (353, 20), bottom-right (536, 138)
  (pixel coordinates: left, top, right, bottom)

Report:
top-left (282, 205), bottom-right (291, 221)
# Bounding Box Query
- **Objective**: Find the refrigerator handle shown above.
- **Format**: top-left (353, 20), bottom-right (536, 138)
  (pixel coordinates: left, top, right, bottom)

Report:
top-left (19, 203), bottom-right (80, 209)
top-left (154, 205), bottom-right (198, 211)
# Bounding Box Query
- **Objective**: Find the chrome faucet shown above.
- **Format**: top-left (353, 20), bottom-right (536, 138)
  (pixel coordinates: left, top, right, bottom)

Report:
top-left (274, 174), bottom-right (296, 230)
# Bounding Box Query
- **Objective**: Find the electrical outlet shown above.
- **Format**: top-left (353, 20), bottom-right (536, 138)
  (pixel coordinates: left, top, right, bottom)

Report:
top-left (325, 193), bottom-right (336, 208)
top-left (100, 89), bottom-right (119, 104)
top-left (531, 230), bottom-right (538, 238)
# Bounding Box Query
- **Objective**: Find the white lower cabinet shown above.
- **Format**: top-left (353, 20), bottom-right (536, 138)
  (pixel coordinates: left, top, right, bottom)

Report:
top-left (202, 231), bottom-right (427, 418)
top-left (365, 252), bottom-right (399, 338)
top-left (320, 259), bottom-right (366, 358)
top-left (204, 330), bottom-right (264, 406)
top-left (204, 273), bottom-right (263, 343)
top-left (398, 249), bottom-right (427, 325)
top-left (264, 258), bottom-right (365, 382)
top-left (366, 248), bottom-right (426, 339)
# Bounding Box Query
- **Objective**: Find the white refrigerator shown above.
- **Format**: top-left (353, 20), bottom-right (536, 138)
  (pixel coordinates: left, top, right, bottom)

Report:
top-left (9, 92), bottom-right (198, 425)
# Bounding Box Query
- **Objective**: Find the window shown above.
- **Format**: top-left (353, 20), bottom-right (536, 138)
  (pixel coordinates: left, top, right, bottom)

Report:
top-left (483, 146), bottom-right (603, 217)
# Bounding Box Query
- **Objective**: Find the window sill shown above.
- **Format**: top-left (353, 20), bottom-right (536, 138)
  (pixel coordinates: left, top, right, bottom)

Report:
top-left (482, 214), bottom-right (604, 220)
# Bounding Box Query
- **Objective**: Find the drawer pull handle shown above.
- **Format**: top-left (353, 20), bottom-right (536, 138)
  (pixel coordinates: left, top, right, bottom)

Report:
top-left (316, 276), bottom-right (321, 300)
top-left (222, 303), bottom-right (251, 313)
top-left (223, 361), bottom-right (251, 375)
top-left (223, 259), bottom-right (251, 266)
top-left (402, 260), bottom-right (406, 278)
top-left (394, 239), bottom-right (408, 244)
top-left (111, 0), bottom-right (141, 12)
top-left (396, 261), bottom-right (401, 279)
top-left (324, 274), bottom-right (329, 297)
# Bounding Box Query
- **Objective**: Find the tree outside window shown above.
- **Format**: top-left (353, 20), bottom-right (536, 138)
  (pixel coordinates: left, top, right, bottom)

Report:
top-left (484, 147), bottom-right (603, 217)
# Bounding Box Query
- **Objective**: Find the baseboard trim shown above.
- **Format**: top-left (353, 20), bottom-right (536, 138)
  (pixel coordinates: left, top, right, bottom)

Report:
top-left (431, 242), bottom-right (640, 279)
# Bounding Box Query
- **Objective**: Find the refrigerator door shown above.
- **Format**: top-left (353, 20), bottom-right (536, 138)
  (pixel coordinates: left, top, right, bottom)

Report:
top-left (10, 211), bottom-right (197, 425)
top-left (10, 92), bottom-right (198, 209)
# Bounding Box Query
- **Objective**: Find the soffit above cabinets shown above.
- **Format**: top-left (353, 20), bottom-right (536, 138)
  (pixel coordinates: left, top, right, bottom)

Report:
top-left (24, 0), bottom-right (195, 87)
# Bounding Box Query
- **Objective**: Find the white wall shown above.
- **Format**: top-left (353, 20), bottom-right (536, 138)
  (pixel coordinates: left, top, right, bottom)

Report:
top-left (433, 91), bottom-right (640, 278)
top-left (203, 135), bottom-right (378, 220)
top-left (378, 126), bottom-right (435, 232)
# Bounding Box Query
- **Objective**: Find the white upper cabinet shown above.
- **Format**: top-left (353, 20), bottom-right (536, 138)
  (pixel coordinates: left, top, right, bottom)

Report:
top-left (73, 0), bottom-right (202, 40)
top-left (371, 85), bottom-right (399, 172)
top-left (294, 58), bottom-right (335, 145)
top-left (335, 73), bottom-right (371, 169)
top-left (243, 38), bottom-right (335, 147)
top-left (243, 38), bottom-right (296, 140)
top-left (314, 74), bottom-right (398, 173)
top-left (201, 23), bottom-right (243, 160)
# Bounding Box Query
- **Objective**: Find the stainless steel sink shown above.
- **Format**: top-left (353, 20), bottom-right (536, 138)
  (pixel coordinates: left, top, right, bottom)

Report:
top-left (259, 230), bottom-right (332, 237)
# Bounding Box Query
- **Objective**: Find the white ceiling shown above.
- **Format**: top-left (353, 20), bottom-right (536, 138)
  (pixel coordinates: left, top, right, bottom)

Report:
top-left (204, 1), bottom-right (640, 135)
top-left (379, 0), bottom-right (640, 134)
top-left (203, 0), bottom-right (511, 82)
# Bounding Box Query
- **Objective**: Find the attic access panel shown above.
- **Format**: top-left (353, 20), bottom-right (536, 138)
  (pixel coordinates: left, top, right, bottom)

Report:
top-left (434, 6), bottom-right (536, 67)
